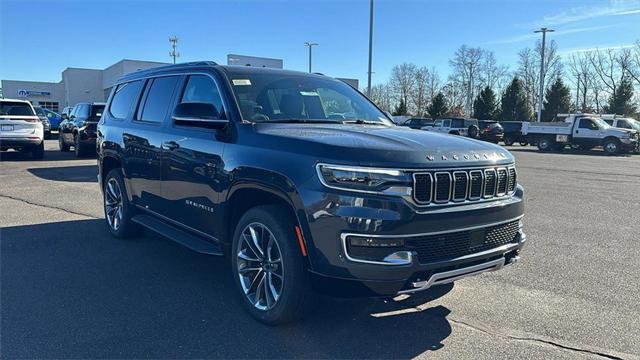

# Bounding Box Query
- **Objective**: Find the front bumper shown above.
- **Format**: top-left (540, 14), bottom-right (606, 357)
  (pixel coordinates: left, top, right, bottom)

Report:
top-left (302, 184), bottom-right (526, 297)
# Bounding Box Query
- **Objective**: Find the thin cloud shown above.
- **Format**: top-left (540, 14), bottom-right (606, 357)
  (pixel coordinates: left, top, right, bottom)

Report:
top-left (525, 1), bottom-right (640, 27)
top-left (558, 43), bottom-right (636, 56)
top-left (483, 24), bottom-right (619, 46)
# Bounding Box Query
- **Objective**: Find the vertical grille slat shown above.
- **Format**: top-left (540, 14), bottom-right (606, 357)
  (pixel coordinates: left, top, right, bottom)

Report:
top-left (452, 172), bottom-right (468, 201)
top-left (411, 166), bottom-right (516, 205)
top-left (496, 168), bottom-right (508, 195)
top-left (484, 169), bottom-right (497, 198)
top-left (434, 173), bottom-right (452, 203)
top-left (507, 167), bottom-right (517, 193)
top-left (413, 173), bottom-right (432, 203)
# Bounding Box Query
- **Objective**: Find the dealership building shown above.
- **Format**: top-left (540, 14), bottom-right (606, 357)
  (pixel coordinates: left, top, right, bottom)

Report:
top-left (2, 55), bottom-right (359, 113)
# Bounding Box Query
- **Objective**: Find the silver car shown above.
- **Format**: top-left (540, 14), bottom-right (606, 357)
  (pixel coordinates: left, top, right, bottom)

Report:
top-left (0, 99), bottom-right (45, 159)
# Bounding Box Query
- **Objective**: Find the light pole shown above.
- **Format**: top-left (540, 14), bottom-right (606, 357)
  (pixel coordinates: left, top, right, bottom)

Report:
top-left (304, 41), bottom-right (318, 73)
top-left (534, 27), bottom-right (554, 122)
top-left (366, 0), bottom-right (374, 97)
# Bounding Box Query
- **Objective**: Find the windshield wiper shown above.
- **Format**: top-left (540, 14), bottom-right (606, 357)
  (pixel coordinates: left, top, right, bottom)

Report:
top-left (265, 118), bottom-right (343, 124)
top-left (343, 119), bottom-right (384, 125)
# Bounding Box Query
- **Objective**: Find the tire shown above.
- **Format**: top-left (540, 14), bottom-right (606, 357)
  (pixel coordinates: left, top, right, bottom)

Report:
top-left (74, 134), bottom-right (86, 158)
top-left (59, 133), bottom-right (70, 152)
top-left (31, 141), bottom-right (45, 159)
top-left (103, 168), bottom-right (140, 238)
top-left (503, 136), bottom-right (514, 146)
top-left (603, 138), bottom-right (621, 155)
top-left (519, 141), bottom-right (529, 146)
top-left (44, 131), bottom-right (52, 140)
top-left (231, 205), bottom-right (314, 325)
top-left (467, 125), bottom-right (479, 139)
top-left (537, 137), bottom-right (553, 152)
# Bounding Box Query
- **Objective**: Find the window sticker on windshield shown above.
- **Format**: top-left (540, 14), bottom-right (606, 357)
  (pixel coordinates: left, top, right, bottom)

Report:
top-left (300, 91), bottom-right (319, 96)
top-left (232, 79), bottom-right (251, 86)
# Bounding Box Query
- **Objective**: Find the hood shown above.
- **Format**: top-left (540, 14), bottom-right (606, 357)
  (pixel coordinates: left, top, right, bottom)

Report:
top-left (250, 123), bottom-right (514, 168)
top-left (607, 127), bottom-right (637, 136)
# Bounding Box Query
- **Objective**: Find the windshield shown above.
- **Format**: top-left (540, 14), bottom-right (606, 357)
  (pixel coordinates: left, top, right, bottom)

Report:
top-left (226, 70), bottom-right (391, 125)
top-left (0, 102), bottom-right (35, 116)
top-left (629, 120), bottom-right (640, 131)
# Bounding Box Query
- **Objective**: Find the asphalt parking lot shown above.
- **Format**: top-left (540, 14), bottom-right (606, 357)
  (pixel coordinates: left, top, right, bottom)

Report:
top-left (1, 140), bottom-right (639, 359)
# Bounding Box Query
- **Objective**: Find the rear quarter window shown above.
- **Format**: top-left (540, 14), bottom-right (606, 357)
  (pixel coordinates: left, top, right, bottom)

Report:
top-left (109, 80), bottom-right (144, 119)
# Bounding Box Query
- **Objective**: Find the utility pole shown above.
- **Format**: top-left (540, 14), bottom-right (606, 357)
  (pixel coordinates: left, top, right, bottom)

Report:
top-left (366, 0), bottom-right (374, 97)
top-left (304, 41), bottom-right (318, 73)
top-left (534, 27), bottom-right (554, 122)
top-left (169, 36), bottom-right (180, 64)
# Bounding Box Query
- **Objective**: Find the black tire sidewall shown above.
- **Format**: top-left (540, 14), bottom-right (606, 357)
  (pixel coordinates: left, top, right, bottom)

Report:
top-left (504, 136), bottom-right (514, 146)
top-left (32, 142), bottom-right (44, 159)
top-left (231, 205), bottom-right (311, 325)
top-left (74, 135), bottom-right (83, 157)
top-left (538, 138), bottom-right (551, 151)
top-left (103, 168), bottom-right (138, 238)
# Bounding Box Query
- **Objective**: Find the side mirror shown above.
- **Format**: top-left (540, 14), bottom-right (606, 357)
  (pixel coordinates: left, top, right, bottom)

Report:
top-left (172, 102), bottom-right (228, 129)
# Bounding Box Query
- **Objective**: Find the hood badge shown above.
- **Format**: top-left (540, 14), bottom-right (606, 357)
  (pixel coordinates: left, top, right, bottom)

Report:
top-left (441, 155), bottom-right (448, 160)
top-left (452, 154), bottom-right (459, 160)
top-left (474, 153), bottom-right (480, 159)
top-left (427, 152), bottom-right (504, 162)
top-left (463, 154), bottom-right (470, 160)
top-left (426, 154), bottom-right (435, 161)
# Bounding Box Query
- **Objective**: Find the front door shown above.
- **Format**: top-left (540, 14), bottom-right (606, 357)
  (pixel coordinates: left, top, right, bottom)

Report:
top-left (160, 74), bottom-right (227, 240)
top-left (573, 118), bottom-right (601, 147)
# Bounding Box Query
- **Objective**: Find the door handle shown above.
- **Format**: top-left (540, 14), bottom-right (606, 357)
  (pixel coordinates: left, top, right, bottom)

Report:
top-left (162, 141), bottom-right (180, 150)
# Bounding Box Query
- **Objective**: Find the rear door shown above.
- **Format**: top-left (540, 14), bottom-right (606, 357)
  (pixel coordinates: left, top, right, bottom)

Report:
top-left (159, 73), bottom-right (227, 239)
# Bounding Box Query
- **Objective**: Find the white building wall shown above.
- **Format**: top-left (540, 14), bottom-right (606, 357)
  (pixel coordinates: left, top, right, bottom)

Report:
top-left (0, 80), bottom-right (65, 111)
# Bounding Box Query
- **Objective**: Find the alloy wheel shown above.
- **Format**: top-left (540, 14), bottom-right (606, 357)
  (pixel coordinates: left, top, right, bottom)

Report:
top-left (104, 178), bottom-right (123, 231)
top-left (604, 142), bottom-right (618, 154)
top-left (236, 222), bottom-right (284, 311)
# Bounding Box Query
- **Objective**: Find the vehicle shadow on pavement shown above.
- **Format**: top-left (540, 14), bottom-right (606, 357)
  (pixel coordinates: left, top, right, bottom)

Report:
top-left (0, 149), bottom-right (93, 162)
top-left (1, 219), bottom-right (453, 359)
top-left (27, 165), bottom-right (98, 182)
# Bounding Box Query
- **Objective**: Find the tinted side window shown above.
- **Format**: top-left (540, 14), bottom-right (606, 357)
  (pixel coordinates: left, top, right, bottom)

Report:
top-left (618, 120), bottom-right (631, 129)
top-left (181, 75), bottom-right (225, 118)
top-left (604, 119), bottom-right (614, 126)
top-left (139, 76), bottom-right (179, 123)
top-left (579, 118), bottom-right (596, 129)
top-left (109, 80), bottom-right (144, 119)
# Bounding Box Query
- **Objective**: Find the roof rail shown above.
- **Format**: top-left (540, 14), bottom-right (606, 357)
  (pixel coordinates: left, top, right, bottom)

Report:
top-left (116, 61), bottom-right (219, 83)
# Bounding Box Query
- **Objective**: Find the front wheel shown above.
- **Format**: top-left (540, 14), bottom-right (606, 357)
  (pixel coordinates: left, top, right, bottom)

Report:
top-left (232, 205), bottom-right (314, 325)
top-left (537, 137), bottom-right (553, 152)
top-left (503, 136), bottom-right (514, 146)
top-left (603, 139), bottom-right (620, 155)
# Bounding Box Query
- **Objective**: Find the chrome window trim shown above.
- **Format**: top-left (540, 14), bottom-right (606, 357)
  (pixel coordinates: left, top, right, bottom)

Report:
top-left (340, 215), bottom-right (524, 266)
top-left (452, 171), bottom-right (469, 202)
top-left (468, 169), bottom-right (484, 200)
top-left (412, 172), bottom-right (433, 204)
top-left (483, 168), bottom-right (497, 198)
top-left (433, 172), bottom-right (452, 203)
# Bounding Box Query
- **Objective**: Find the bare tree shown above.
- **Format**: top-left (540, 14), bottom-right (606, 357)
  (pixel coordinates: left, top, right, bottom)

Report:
top-left (426, 66), bottom-right (442, 102)
top-left (449, 45), bottom-right (484, 116)
top-left (479, 51), bottom-right (510, 93)
top-left (588, 48), bottom-right (624, 96)
top-left (412, 67), bottom-right (437, 116)
top-left (517, 40), bottom-right (562, 117)
top-left (369, 83), bottom-right (395, 113)
top-left (389, 63), bottom-right (418, 114)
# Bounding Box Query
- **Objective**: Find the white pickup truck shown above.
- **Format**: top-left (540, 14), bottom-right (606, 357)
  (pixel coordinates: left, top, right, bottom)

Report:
top-left (522, 113), bottom-right (639, 154)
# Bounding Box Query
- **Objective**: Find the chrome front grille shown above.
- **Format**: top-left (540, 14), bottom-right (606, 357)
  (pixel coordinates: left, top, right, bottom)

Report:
top-left (413, 166), bottom-right (516, 205)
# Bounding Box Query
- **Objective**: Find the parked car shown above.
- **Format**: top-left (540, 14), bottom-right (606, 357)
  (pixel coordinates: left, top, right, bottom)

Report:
top-left (42, 108), bottom-right (63, 131)
top-left (500, 121), bottom-right (530, 146)
top-left (602, 116), bottom-right (640, 131)
top-left (34, 107), bottom-right (52, 139)
top-left (59, 102), bottom-right (105, 157)
top-left (400, 117), bottom-right (434, 129)
top-left (477, 120), bottom-right (504, 143)
top-left (428, 117), bottom-right (480, 138)
top-left (522, 113), bottom-right (638, 154)
top-left (97, 62), bottom-right (526, 325)
top-left (61, 106), bottom-right (74, 120)
top-left (0, 99), bottom-right (45, 159)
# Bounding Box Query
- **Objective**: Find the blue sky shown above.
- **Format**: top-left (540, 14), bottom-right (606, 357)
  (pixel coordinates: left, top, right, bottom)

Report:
top-left (1, 0), bottom-right (639, 87)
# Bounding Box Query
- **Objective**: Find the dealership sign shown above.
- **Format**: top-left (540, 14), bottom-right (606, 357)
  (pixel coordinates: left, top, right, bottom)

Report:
top-left (17, 89), bottom-right (51, 98)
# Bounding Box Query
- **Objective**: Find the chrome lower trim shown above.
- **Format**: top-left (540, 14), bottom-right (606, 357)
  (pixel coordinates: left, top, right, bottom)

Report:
top-left (340, 215), bottom-right (524, 266)
top-left (398, 257), bottom-right (506, 294)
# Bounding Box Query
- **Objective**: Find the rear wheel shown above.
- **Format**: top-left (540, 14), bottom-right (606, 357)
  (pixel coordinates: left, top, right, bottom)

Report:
top-left (58, 133), bottom-right (70, 152)
top-left (103, 168), bottom-right (140, 238)
top-left (31, 142), bottom-right (45, 159)
top-left (232, 205), bottom-right (314, 325)
top-left (503, 136), bottom-right (514, 146)
top-left (537, 137), bottom-right (553, 152)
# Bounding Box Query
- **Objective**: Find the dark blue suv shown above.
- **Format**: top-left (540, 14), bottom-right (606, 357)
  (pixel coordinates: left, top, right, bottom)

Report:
top-left (97, 62), bottom-right (526, 324)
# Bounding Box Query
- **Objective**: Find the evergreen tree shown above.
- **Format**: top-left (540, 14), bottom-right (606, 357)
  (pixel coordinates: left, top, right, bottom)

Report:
top-left (606, 79), bottom-right (637, 116)
top-left (427, 93), bottom-right (448, 118)
top-left (473, 86), bottom-right (499, 120)
top-left (500, 77), bottom-right (531, 121)
top-left (541, 78), bottom-right (572, 122)
top-left (393, 98), bottom-right (407, 116)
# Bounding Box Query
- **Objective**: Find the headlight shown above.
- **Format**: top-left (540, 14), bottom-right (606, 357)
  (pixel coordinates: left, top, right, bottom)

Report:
top-left (316, 164), bottom-right (412, 195)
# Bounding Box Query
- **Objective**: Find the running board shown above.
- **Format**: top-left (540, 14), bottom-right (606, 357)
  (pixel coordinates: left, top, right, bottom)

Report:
top-left (131, 214), bottom-right (224, 256)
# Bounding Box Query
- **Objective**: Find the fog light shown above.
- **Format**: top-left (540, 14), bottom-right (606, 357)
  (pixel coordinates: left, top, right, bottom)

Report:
top-left (349, 237), bottom-right (404, 247)
top-left (383, 251), bottom-right (412, 265)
